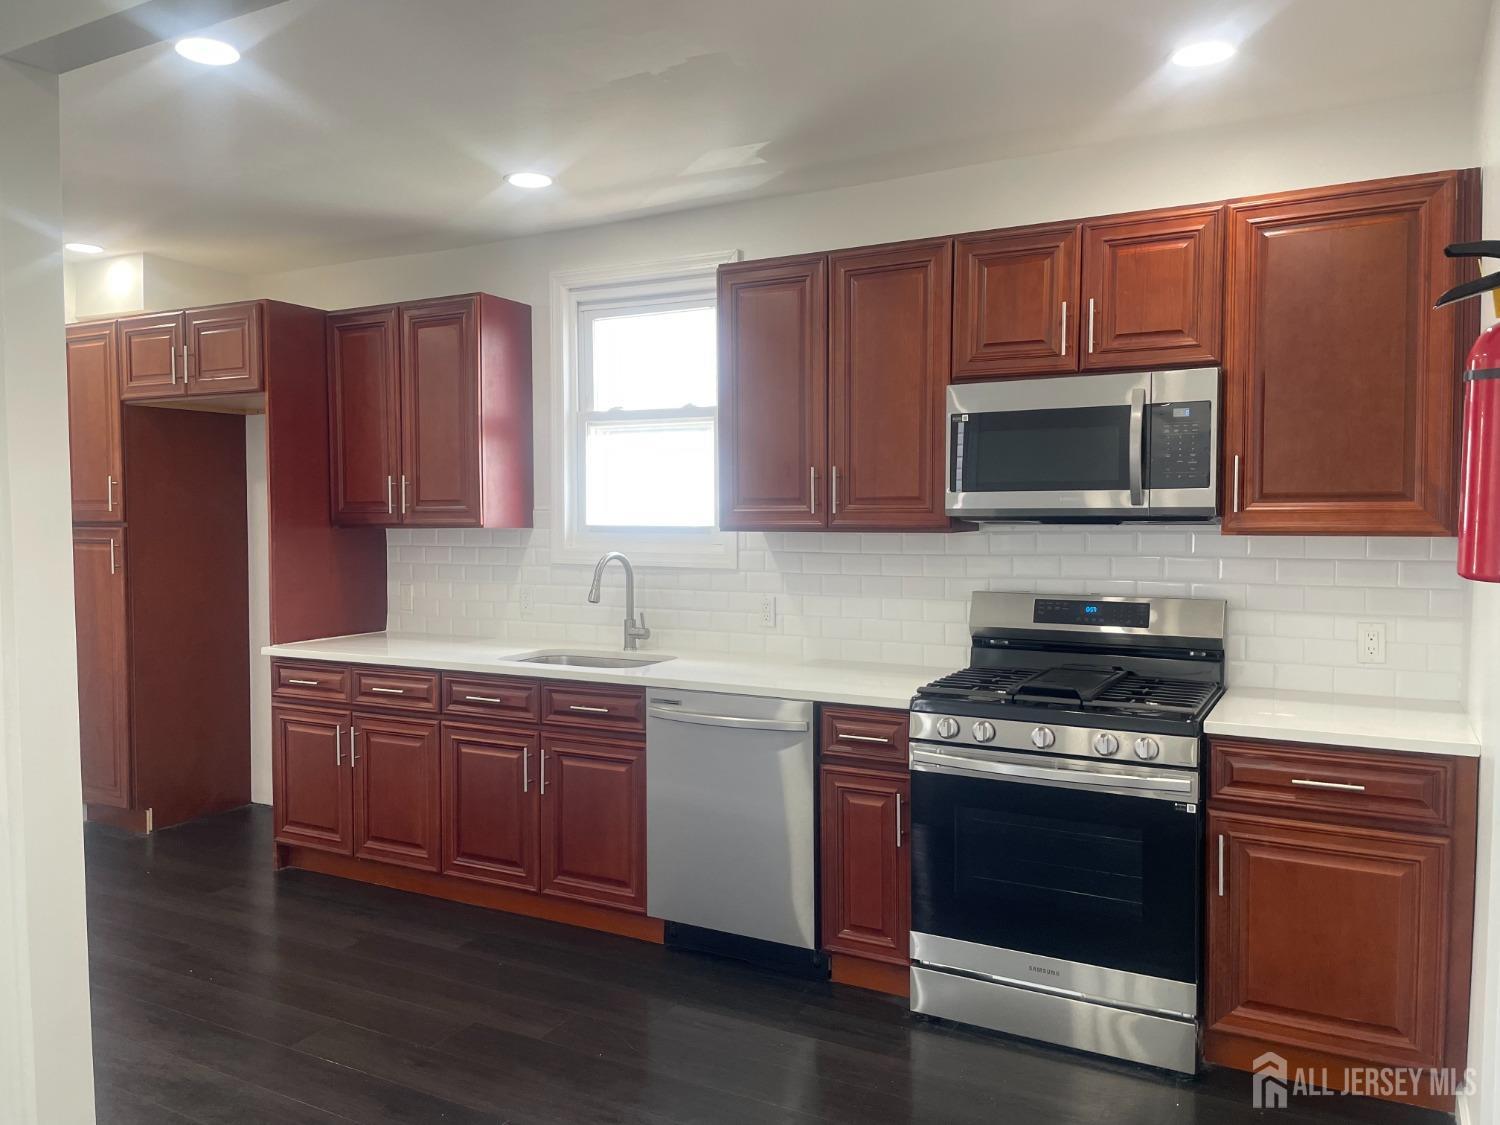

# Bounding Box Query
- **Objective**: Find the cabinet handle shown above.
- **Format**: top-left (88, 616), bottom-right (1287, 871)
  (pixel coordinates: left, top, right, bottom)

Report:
top-left (464, 695), bottom-right (504, 704)
top-left (335, 725), bottom-right (343, 766)
top-left (400, 475), bottom-right (409, 515)
top-left (1087, 298), bottom-right (1096, 354)
top-left (386, 475), bottom-right (394, 515)
top-left (170, 344), bottom-right (177, 385)
top-left (1232, 454), bottom-right (1242, 514)
top-left (286, 678), bottom-right (321, 687)
top-left (109, 537), bottom-right (117, 575)
top-left (349, 727), bottom-right (358, 767)
top-left (1217, 834), bottom-right (1225, 897)
top-left (841, 733), bottom-right (891, 745)
top-left (522, 748), bottom-right (530, 793)
top-left (106, 475), bottom-right (116, 512)
top-left (809, 466), bottom-right (817, 516)
top-left (568, 704), bottom-right (610, 714)
top-left (182, 345), bottom-right (190, 384)
top-left (1060, 300), bottom-right (1068, 356)
top-left (1290, 778), bottom-right (1367, 792)
top-left (831, 465), bottom-right (840, 515)
top-left (540, 750), bottom-right (547, 794)
top-left (368, 686), bottom-right (405, 695)
top-left (895, 792), bottom-right (903, 849)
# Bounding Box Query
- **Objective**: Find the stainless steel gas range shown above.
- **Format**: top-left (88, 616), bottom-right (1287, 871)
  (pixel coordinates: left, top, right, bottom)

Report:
top-left (907, 591), bottom-right (1227, 1074)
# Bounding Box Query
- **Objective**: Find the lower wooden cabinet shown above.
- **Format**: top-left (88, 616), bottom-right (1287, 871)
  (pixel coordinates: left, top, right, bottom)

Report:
top-left (441, 721), bottom-right (540, 890)
top-left (271, 706), bottom-right (352, 854)
top-left (73, 527), bottom-right (130, 808)
top-left (820, 764), bottom-right (909, 963)
top-left (539, 734), bottom-right (647, 912)
top-left (351, 712), bottom-right (441, 870)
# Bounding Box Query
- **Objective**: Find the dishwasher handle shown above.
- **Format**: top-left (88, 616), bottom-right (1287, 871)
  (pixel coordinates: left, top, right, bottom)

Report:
top-left (648, 706), bottom-right (810, 733)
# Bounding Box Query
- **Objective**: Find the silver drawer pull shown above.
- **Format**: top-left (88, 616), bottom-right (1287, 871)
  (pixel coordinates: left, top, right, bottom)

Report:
top-left (368, 686), bottom-right (406, 695)
top-left (569, 704), bottom-right (610, 714)
top-left (287, 679), bottom-right (321, 687)
top-left (841, 733), bottom-right (891, 745)
top-left (1290, 778), bottom-right (1366, 792)
top-left (464, 695), bottom-right (504, 704)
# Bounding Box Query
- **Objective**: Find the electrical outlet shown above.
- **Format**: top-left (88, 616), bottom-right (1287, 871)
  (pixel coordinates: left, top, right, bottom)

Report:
top-left (518, 588), bottom-right (536, 618)
top-left (398, 583), bottom-right (414, 612)
top-left (1357, 622), bottom-right (1387, 665)
top-left (758, 594), bottom-right (776, 629)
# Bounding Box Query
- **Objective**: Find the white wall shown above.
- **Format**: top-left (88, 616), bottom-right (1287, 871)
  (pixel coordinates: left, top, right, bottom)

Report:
top-left (246, 416), bottom-right (271, 805)
top-left (0, 58), bottom-right (96, 1125)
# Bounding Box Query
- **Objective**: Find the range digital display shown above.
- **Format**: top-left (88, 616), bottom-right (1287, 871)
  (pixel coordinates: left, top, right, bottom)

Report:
top-left (1033, 598), bottom-right (1151, 628)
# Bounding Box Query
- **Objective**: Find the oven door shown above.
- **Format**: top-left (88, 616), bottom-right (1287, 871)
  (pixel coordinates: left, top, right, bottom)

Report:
top-left (910, 743), bottom-right (1202, 1004)
top-left (947, 371), bottom-right (1149, 518)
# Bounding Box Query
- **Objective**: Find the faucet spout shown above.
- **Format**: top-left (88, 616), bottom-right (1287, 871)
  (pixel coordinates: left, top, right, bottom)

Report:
top-left (588, 552), bottom-right (650, 651)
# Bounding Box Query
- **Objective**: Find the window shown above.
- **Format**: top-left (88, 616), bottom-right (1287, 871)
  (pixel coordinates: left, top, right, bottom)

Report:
top-left (552, 252), bottom-right (740, 567)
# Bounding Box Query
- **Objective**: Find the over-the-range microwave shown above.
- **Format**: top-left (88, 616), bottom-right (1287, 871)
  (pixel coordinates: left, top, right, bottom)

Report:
top-left (946, 367), bottom-right (1220, 523)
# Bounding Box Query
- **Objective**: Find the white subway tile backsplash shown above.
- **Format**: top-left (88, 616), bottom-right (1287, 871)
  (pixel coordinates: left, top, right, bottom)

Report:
top-left (388, 525), bottom-right (1471, 703)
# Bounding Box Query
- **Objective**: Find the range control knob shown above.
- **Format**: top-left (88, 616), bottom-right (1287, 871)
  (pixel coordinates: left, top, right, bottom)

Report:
top-left (935, 717), bottom-right (960, 739)
top-left (1134, 737), bottom-right (1161, 761)
top-left (972, 720), bottom-right (996, 743)
top-left (1093, 732), bottom-right (1120, 756)
top-left (1030, 726), bottom-right (1056, 750)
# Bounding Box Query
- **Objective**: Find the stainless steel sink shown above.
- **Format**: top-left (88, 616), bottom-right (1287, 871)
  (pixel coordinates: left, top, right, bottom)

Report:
top-left (514, 651), bottom-right (673, 669)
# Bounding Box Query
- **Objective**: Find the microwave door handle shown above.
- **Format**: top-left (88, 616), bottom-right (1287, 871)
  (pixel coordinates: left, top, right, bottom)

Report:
top-left (1128, 386), bottom-right (1146, 507)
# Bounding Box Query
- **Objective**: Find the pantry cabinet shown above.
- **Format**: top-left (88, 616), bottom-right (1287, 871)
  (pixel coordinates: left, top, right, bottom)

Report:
top-left (73, 527), bottom-right (130, 808)
top-left (66, 321), bottom-right (124, 523)
top-left (327, 293), bottom-right (533, 529)
top-left (1222, 170), bottom-right (1478, 535)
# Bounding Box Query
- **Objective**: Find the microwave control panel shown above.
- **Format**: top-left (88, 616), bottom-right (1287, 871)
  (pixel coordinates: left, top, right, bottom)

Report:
top-left (1147, 401), bottom-right (1212, 489)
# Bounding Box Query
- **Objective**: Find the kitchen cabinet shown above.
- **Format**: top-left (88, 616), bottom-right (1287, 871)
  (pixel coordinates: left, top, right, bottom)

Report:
top-left (117, 311), bottom-right (184, 399)
top-left (327, 293), bottom-right (533, 529)
top-left (442, 721), bottom-right (540, 889)
top-left (73, 527), bottom-right (130, 808)
top-left (351, 712), bottom-right (441, 870)
top-left (539, 733), bottom-right (647, 912)
top-left (1204, 736), bottom-right (1478, 1110)
top-left (820, 765), bottom-right (909, 963)
top-left (66, 321), bottom-right (123, 523)
top-left (1222, 170), bottom-right (1479, 535)
top-left (953, 222), bottom-right (1080, 378)
top-left (718, 240), bottom-right (951, 531)
top-left (117, 303), bottom-right (265, 400)
top-left (271, 705), bottom-right (352, 855)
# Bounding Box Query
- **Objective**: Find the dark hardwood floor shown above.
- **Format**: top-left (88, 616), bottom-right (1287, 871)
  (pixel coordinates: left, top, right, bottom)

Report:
top-left (86, 807), bottom-right (1447, 1124)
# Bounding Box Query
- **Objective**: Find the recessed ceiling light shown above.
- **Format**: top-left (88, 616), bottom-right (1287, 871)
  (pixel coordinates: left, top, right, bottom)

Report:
top-left (64, 242), bottom-right (105, 254)
top-left (504, 171), bottom-right (553, 189)
top-left (174, 37), bottom-right (240, 66)
top-left (1171, 40), bottom-right (1236, 68)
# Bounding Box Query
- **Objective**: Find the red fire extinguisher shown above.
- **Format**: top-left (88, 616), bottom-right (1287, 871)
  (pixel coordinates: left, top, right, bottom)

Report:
top-left (1435, 242), bottom-right (1500, 583)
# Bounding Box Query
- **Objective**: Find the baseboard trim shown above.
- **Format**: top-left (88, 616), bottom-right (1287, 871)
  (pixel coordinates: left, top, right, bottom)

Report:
top-left (831, 953), bottom-right (910, 997)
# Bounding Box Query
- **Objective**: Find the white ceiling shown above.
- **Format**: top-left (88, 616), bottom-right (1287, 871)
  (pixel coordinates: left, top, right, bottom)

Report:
top-left (58, 0), bottom-right (1492, 275)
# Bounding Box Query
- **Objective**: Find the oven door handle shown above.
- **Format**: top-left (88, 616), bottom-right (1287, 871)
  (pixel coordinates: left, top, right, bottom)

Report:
top-left (910, 745), bottom-right (1196, 799)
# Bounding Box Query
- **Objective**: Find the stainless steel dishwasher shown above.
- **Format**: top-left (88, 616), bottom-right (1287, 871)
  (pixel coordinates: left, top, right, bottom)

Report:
top-left (646, 689), bottom-right (818, 956)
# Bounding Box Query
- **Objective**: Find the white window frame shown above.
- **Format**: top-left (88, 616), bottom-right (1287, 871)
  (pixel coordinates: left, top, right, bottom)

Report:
top-left (550, 250), bottom-right (741, 568)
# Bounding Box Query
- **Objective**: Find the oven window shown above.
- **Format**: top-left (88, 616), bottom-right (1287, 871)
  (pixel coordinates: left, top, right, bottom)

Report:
top-left (959, 405), bottom-right (1129, 493)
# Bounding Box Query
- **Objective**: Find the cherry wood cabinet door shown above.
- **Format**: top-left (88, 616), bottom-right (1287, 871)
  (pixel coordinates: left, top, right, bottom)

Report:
top-left (352, 712), bottom-right (441, 870)
top-left (1081, 204), bottom-right (1224, 371)
top-left (441, 722), bottom-right (539, 890)
top-left (828, 240), bottom-right (952, 530)
top-left (1223, 171), bottom-right (1478, 535)
top-left (73, 527), bottom-right (130, 808)
top-left (820, 765), bottom-right (909, 963)
top-left (953, 222), bottom-right (1080, 379)
top-left (1207, 810), bottom-right (1449, 1068)
top-left (538, 734), bottom-right (646, 911)
top-left (271, 705), bottom-right (352, 854)
top-left (186, 303), bottom-right (263, 395)
top-left (329, 307), bottom-right (401, 525)
top-left (117, 311), bottom-right (185, 400)
top-left (717, 255), bottom-right (828, 530)
top-left (66, 322), bottom-right (124, 523)
top-left (400, 297), bottom-right (482, 527)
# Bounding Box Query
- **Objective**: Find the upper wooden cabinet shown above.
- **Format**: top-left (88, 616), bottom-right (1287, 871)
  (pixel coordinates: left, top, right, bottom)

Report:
top-left (953, 222), bottom-right (1080, 378)
top-left (328, 293), bottom-right (533, 529)
top-left (118, 303), bottom-right (264, 400)
top-left (66, 322), bottom-right (124, 523)
top-left (718, 242), bottom-right (951, 532)
top-left (117, 311), bottom-right (185, 399)
top-left (1222, 170), bottom-right (1478, 535)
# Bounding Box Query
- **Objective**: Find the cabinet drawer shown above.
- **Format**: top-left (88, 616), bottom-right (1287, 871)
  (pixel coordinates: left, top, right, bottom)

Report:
top-left (442, 674), bottom-right (539, 722)
top-left (351, 667), bottom-right (440, 712)
top-left (1209, 738), bottom-right (1455, 831)
top-left (272, 661), bottom-right (350, 703)
top-left (821, 706), bottom-right (908, 768)
top-left (540, 683), bottom-right (646, 733)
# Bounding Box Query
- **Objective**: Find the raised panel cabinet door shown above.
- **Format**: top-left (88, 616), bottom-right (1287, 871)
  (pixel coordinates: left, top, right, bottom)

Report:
top-left (400, 297), bottom-right (482, 526)
top-left (272, 705), bottom-right (352, 854)
top-left (185, 302), bottom-right (263, 395)
top-left (351, 712), bottom-right (441, 870)
top-left (66, 322), bottom-right (124, 523)
top-left (717, 255), bottom-right (828, 530)
top-left (116, 311), bottom-right (186, 400)
top-left (329, 307), bottom-right (401, 525)
top-left (1081, 204), bottom-right (1224, 370)
top-left (820, 766), bottom-right (909, 962)
top-left (441, 723), bottom-right (539, 889)
top-left (1206, 810), bottom-right (1449, 1068)
top-left (953, 222), bottom-right (1081, 378)
top-left (73, 527), bottom-right (130, 808)
top-left (828, 240), bottom-right (952, 530)
top-left (1223, 171), bottom-right (1478, 534)
top-left (539, 735), bottom-right (646, 911)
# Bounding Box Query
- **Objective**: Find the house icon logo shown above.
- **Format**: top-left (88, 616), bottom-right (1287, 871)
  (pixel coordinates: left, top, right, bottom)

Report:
top-left (1253, 1051), bottom-right (1289, 1109)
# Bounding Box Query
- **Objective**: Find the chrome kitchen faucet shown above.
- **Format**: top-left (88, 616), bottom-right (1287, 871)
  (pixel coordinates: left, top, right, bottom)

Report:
top-left (587, 552), bottom-right (651, 651)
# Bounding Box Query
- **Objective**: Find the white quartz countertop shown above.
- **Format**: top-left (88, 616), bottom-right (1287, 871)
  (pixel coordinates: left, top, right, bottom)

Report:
top-left (1205, 688), bottom-right (1481, 757)
top-left (262, 632), bottom-right (945, 712)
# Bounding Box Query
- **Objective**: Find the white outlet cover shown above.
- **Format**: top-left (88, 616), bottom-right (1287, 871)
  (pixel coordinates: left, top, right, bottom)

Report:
top-left (518, 588), bottom-right (536, 618)
top-left (1356, 621), bottom-right (1387, 664)
top-left (758, 594), bottom-right (776, 629)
